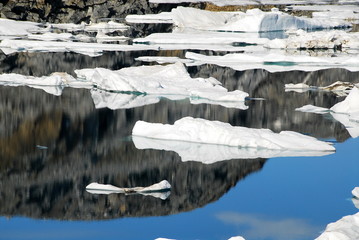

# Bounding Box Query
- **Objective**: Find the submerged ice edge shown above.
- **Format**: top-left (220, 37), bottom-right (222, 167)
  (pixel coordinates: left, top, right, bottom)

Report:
top-left (132, 117), bottom-right (335, 152)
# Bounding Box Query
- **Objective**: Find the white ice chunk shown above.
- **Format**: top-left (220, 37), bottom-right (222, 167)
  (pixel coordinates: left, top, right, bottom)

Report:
top-left (169, 7), bottom-right (349, 32)
top-left (315, 212), bottom-right (359, 240)
top-left (330, 87), bottom-right (359, 114)
top-left (126, 12), bottom-right (174, 24)
top-left (86, 180), bottom-right (171, 200)
top-left (76, 62), bottom-right (249, 108)
top-left (0, 18), bottom-right (42, 38)
top-left (295, 105), bottom-right (330, 114)
top-left (49, 21), bottom-right (129, 33)
top-left (133, 135), bottom-right (334, 164)
top-left (0, 39), bottom-right (159, 57)
top-left (353, 187), bottom-right (359, 199)
top-left (132, 117), bottom-right (335, 151)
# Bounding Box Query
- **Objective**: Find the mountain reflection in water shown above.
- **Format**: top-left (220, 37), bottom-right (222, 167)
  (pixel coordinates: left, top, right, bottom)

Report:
top-left (0, 51), bottom-right (358, 221)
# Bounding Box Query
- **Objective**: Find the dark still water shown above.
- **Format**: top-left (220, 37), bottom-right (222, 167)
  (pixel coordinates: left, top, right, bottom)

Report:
top-left (0, 52), bottom-right (358, 240)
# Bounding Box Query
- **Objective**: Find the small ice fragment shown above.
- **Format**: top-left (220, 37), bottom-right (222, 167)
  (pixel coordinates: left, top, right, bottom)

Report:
top-left (36, 145), bottom-right (48, 150)
top-left (228, 237), bottom-right (246, 240)
top-left (295, 105), bottom-right (329, 114)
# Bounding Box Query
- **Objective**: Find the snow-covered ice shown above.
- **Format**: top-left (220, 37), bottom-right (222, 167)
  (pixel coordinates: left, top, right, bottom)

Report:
top-left (315, 212), bottom-right (359, 240)
top-left (330, 87), bottom-right (359, 114)
top-left (0, 18), bottom-right (42, 39)
top-left (86, 180), bottom-right (171, 200)
top-left (132, 117), bottom-right (335, 151)
top-left (128, 7), bottom-right (350, 32)
top-left (75, 62), bottom-right (249, 108)
top-left (133, 135), bottom-right (334, 164)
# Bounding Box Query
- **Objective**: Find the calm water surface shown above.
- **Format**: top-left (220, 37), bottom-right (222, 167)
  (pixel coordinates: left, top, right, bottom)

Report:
top-left (0, 51), bottom-right (358, 240)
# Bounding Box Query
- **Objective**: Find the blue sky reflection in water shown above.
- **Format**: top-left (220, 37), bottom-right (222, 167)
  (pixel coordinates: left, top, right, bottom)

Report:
top-left (1, 137), bottom-right (358, 240)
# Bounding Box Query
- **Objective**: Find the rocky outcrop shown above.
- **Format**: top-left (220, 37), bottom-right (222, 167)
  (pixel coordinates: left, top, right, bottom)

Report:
top-left (0, 0), bottom-right (203, 23)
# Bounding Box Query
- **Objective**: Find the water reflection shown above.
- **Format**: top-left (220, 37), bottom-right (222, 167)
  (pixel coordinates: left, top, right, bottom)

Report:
top-left (0, 53), bottom-right (358, 221)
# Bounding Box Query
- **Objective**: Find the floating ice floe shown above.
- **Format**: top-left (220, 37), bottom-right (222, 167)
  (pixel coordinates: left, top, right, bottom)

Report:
top-left (128, 7), bottom-right (350, 32)
top-left (266, 30), bottom-right (359, 50)
top-left (0, 72), bottom-right (90, 95)
top-left (0, 39), bottom-right (159, 57)
top-left (228, 237), bottom-right (246, 240)
top-left (296, 87), bottom-right (359, 138)
top-left (184, 51), bottom-right (359, 72)
top-left (0, 18), bottom-right (42, 39)
top-left (86, 180), bottom-right (171, 200)
top-left (285, 81), bottom-right (359, 96)
top-left (76, 62), bottom-right (249, 109)
top-left (132, 117), bottom-right (335, 152)
top-left (315, 212), bottom-right (359, 240)
top-left (133, 135), bottom-right (334, 164)
top-left (133, 29), bottom-right (268, 52)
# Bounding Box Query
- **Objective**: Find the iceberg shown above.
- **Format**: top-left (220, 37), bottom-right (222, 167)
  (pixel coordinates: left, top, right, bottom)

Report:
top-left (133, 135), bottom-right (334, 164)
top-left (330, 87), bottom-right (359, 114)
top-left (86, 180), bottom-right (171, 200)
top-left (139, 7), bottom-right (350, 32)
top-left (75, 62), bottom-right (249, 109)
top-left (315, 212), bottom-right (359, 240)
top-left (132, 117), bottom-right (335, 151)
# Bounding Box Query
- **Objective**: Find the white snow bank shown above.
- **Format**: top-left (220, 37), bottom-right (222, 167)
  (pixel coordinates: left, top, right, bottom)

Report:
top-left (133, 135), bottom-right (334, 164)
top-left (86, 180), bottom-right (171, 200)
top-left (353, 187), bottom-right (359, 198)
top-left (185, 51), bottom-right (359, 72)
top-left (76, 62), bottom-right (249, 108)
top-left (266, 30), bottom-right (359, 49)
top-left (0, 18), bottom-right (41, 38)
top-left (132, 117), bottom-right (335, 151)
top-left (315, 212), bottom-right (359, 240)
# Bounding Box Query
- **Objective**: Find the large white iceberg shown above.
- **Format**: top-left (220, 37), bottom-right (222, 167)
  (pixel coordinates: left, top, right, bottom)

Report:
top-left (315, 212), bottom-right (359, 240)
top-left (133, 135), bottom-right (334, 164)
top-left (128, 7), bottom-right (349, 32)
top-left (132, 117), bottom-right (335, 151)
top-left (75, 62), bottom-right (249, 108)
